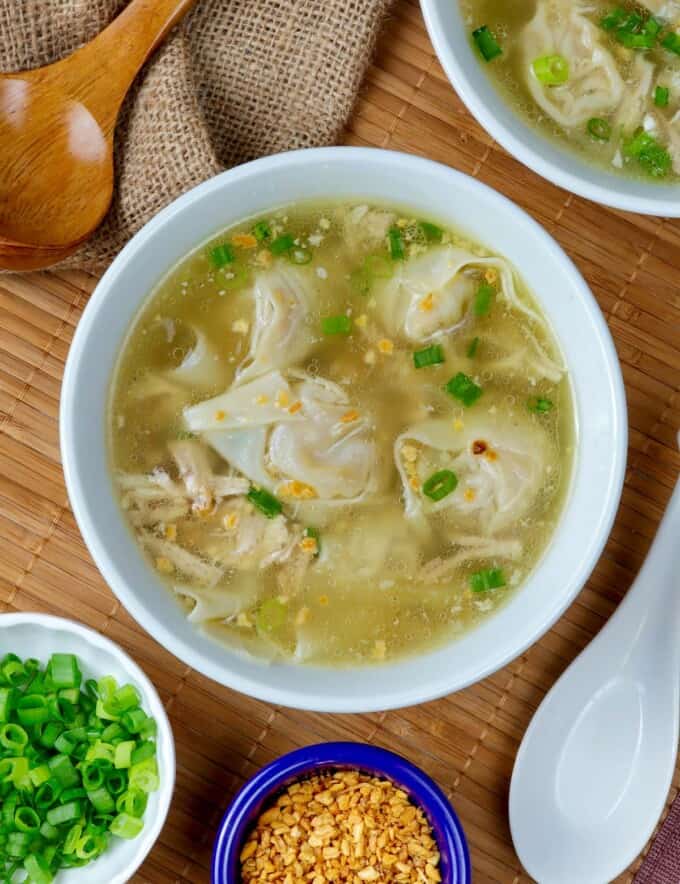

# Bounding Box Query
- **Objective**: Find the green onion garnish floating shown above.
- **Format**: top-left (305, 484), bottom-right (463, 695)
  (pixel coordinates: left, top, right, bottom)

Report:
top-left (252, 220), bottom-right (271, 242)
top-left (247, 486), bottom-right (283, 518)
top-left (422, 470), bottom-right (458, 502)
top-left (587, 117), bottom-right (611, 142)
top-left (473, 282), bottom-right (495, 317)
top-left (527, 396), bottom-right (554, 414)
top-left (418, 221), bottom-right (444, 243)
top-left (413, 344), bottom-right (445, 369)
top-left (256, 598), bottom-right (288, 636)
top-left (209, 243), bottom-right (235, 268)
top-left (388, 226), bottom-right (406, 260)
top-left (623, 129), bottom-right (672, 178)
top-left (446, 372), bottom-right (483, 407)
top-left (532, 54), bottom-right (569, 86)
top-left (467, 337), bottom-right (480, 358)
top-left (270, 233), bottom-right (295, 256)
top-left (472, 25), bottom-right (502, 62)
top-left (662, 31), bottom-right (680, 56)
top-left (321, 315), bottom-right (352, 335)
top-left (0, 653), bottom-right (159, 882)
top-left (655, 85), bottom-right (670, 107)
top-left (470, 568), bottom-right (506, 592)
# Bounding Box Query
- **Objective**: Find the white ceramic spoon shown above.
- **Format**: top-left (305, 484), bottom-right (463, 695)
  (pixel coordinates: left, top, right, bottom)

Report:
top-left (510, 456), bottom-right (680, 884)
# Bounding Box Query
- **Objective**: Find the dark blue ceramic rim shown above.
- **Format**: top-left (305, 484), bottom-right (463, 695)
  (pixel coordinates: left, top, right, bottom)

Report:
top-left (212, 741), bottom-right (471, 884)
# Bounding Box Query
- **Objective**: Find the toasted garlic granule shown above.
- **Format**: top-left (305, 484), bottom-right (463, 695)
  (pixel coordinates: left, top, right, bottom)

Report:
top-left (240, 770), bottom-right (441, 883)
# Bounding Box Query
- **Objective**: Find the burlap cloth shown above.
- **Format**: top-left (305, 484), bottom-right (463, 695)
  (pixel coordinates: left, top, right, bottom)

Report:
top-left (0, 0), bottom-right (392, 271)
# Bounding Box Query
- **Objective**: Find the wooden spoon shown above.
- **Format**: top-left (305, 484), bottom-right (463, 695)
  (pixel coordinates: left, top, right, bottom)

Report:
top-left (0, 0), bottom-right (197, 271)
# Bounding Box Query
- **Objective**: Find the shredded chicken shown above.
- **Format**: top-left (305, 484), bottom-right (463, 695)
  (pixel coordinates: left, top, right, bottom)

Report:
top-left (419, 537), bottom-right (523, 584)
top-left (141, 533), bottom-right (223, 586)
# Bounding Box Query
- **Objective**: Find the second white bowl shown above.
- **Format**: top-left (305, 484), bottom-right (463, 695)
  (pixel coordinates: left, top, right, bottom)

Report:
top-left (421, 0), bottom-right (680, 216)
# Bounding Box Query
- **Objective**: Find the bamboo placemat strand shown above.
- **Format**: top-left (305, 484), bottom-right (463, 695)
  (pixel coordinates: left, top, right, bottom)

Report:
top-left (0, 1), bottom-right (678, 881)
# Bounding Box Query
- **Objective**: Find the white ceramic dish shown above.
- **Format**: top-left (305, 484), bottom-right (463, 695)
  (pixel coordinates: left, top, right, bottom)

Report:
top-left (0, 613), bottom-right (175, 883)
top-left (60, 146), bottom-right (627, 713)
top-left (420, 0), bottom-right (680, 216)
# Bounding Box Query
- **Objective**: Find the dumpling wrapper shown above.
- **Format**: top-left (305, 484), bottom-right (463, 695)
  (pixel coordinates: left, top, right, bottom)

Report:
top-left (374, 245), bottom-right (541, 344)
top-left (395, 414), bottom-right (550, 533)
top-left (199, 372), bottom-right (379, 504)
top-left (236, 263), bottom-right (319, 384)
top-left (521, 1), bottom-right (624, 128)
top-left (174, 577), bottom-right (259, 623)
top-left (183, 371), bottom-right (304, 432)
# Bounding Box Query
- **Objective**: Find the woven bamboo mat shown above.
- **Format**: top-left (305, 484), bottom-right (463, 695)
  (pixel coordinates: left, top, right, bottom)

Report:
top-left (0, 1), bottom-right (678, 881)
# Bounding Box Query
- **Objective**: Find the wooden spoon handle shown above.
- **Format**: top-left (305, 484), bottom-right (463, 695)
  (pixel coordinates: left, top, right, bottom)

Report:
top-left (60, 0), bottom-right (198, 133)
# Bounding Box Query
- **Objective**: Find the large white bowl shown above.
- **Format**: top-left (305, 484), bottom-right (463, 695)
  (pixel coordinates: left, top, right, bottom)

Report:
top-left (60, 147), bottom-right (627, 713)
top-left (0, 613), bottom-right (175, 883)
top-left (421, 0), bottom-right (680, 216)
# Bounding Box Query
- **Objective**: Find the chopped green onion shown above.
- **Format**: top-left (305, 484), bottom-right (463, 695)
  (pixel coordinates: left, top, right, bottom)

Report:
top-left (527, 396), bottom-right (554, 414)
top-left (110, 813), bottom-right (144, 840)
top-left (662, 31), bottom-right (680, 55)
top-left (387, 226), bottom-right (406, 260)
top-left (0, 653), bottom-right (158, 877)
top-left (0, 723), bottom-right (27, 752)
top-left (472, 25), bottom-right (502, 61)
top-left (114, 740), bottom-right (136, 770)
top-left (623, 129), bottom-right (672, 177)
top-left (270, 233), bottom-right (295, 256)
top-left (46, 801), bottom-right (82, 827)
top-left (418, 220), bottom-right (443, 242)
top-left (23, 854), bottom-right (54, 884)
top-left (532, 54), bottom-right (569, 85)
top-left (445, 372), bottom-right (483, 407)
top-left (422, 470), bottom-right (458, 502)
top-left (247, 486), bottom-right (283, 519)
top-left (128, 757), bottom-right (159, 794)
top-left (87, 786), bottom-right (116, 815)
top-left (655, 85), bottom-right (670, 107)
top-left (413, 345), bottom-right (445, 369)
top-left (587, 117), bottom-right (612, 142)
top-left (104, 684), bottom-right (141, 717)
top-left (14, 807), bottom-right (40, 833)
top-left (0, 687), bottom-right (13, 722)
top-left (467, 337), bottom-right (480, 358)
top-left (118, 788), bottom-right (148, 819)
top-left (473, 282), bottom-right (495, 317)
top-left (321, 315), bottom-right (352, 335)
top-left (256, 599), bottom-right (288, 637)
top-left (252, 220), bottom-right (271, 242)
top-left (209, 243), bottom-right (235, 268)
top-left (470, 568), bottom-right (506, 592)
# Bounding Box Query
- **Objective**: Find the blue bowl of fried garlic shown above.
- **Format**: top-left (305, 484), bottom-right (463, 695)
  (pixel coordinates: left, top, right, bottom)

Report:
top-left (61, 146), bottom-right (626, 712)
top-left (212, 742), bottom-right (471, 884)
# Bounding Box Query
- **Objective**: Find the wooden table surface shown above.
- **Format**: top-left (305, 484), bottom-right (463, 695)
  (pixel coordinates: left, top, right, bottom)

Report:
top-left (1, 1), bottom-right (679, 881)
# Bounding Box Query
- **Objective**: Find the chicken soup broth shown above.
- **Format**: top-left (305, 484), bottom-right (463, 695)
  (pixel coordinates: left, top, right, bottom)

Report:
top-left (109, 201), bottom-right (574, 665)
top-left (464, 0), bottom-right (680, 181)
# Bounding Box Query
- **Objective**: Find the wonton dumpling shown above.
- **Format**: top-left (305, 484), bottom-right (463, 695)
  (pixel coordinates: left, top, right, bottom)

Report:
top-left (375, 245), bottom-right (540, 344)
top-left (236, 263), bottom-right (318, 384)
top-left (612, 56), bottom-right (655, 138)
top-left (639, 0), bottom-right (680, 17)
top-left (521, 1), bottom-right (624, 128)
top-left (395, 414), bottom-right (550, 533)
top-left (194, 371), bottom-right (380, 504)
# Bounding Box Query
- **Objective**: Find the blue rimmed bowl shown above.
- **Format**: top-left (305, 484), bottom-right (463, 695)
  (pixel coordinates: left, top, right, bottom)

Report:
top-left (212, 742), bottom-right (471, 883)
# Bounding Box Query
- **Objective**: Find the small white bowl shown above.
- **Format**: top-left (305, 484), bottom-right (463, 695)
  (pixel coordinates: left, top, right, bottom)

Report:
top-left (0, 613), bottom-right (175, 884)
top-left (421, 0), bottom-right (680, 216)
top-left (60, 146), bottom-right (627, 713)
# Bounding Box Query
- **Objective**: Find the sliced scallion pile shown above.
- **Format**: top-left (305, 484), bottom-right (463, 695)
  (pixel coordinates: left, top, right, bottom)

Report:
top-left (0, 653), bottom-right (159, 882)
